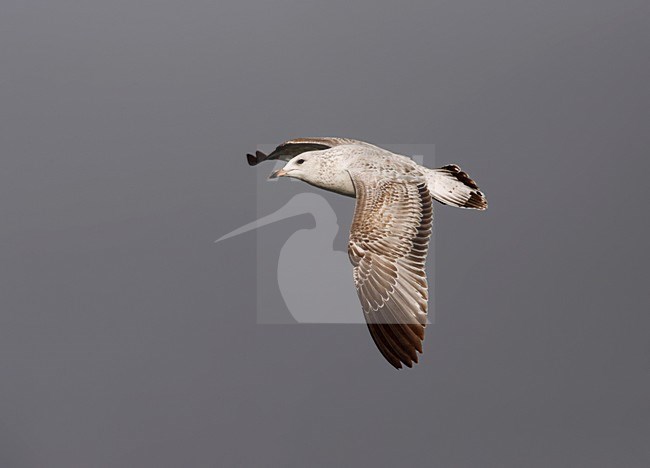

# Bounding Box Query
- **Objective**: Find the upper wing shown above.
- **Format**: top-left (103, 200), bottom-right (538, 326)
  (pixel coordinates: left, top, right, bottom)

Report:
top-left (347, 172), bottom-right (433, 369)
top-left (247, 137), bottom-right (358, 166)
top-left (247, 142), bottom-right (330, 166)
top-left (246, 137), bottom-right (373, 166)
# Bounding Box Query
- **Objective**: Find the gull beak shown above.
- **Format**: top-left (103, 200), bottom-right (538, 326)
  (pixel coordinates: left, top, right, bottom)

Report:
top-left (269, 168), bottom-right (289, 179)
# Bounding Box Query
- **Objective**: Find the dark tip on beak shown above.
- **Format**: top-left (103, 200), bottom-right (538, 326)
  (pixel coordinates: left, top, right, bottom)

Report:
top-left (246, 153), bottom-right (257, 166)
top-left (268, 169), bottom-right (288, 179)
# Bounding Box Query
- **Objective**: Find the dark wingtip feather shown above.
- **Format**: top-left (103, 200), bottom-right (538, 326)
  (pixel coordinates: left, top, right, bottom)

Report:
top-left (246, 150), bottom-right (271, 166)
top-left (368, 324), bottom-right (404, 369)
top-left (367, 323), bottom-right (424, 369)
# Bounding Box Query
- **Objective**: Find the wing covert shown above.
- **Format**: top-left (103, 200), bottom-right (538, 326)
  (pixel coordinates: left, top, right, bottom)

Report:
top-left (347, 172), bottom-right (433, 369)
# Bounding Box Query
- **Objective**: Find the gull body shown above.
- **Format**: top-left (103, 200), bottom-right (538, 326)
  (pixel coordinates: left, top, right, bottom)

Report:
top-left (247, 137), bottom-right (487, 369)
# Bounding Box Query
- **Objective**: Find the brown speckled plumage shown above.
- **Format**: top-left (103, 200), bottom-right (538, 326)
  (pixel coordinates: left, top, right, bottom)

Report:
top-left (247, 137), bottom-right (487, 369)
top-left (348, 174), bottom-right (432, 368)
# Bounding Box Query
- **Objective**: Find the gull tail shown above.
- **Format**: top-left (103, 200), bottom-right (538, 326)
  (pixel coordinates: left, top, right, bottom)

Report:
top-left (425, 164), bottom-right (487, 210)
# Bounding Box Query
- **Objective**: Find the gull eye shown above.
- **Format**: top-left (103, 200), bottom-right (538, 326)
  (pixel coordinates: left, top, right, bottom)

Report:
top-left (296, 159), bottom-right (305, 165)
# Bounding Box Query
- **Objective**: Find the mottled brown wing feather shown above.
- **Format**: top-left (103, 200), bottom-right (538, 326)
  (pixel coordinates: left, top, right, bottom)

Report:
top-left (347, 172), bottom-right (433, 369)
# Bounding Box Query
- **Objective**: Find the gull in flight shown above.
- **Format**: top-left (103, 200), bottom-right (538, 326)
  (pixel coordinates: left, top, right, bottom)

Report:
top-left (247, 137), bottom-right (487, 369)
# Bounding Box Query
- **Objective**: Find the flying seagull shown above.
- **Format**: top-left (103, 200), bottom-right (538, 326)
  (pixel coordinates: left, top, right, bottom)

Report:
top-left (247, 137), bottom-right (487, 369)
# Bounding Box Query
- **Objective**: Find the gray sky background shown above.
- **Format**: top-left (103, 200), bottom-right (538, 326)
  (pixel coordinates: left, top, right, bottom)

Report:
top-left (1, 1), bottom-right (649, 467)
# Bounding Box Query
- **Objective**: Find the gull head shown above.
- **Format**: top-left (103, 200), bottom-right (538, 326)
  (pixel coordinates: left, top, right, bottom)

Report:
top-left (269, 150), bottom-right (355, 197)
top-left (268, 152), bottom-right (321, 181)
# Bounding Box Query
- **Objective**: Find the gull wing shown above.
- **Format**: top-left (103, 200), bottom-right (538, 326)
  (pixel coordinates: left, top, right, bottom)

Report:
top-left (246, 137), bottom-right (370, 166)
top-left (347, 172), bottom-right (433, 369)
top-left (246, 138), bottom-right (344, 166)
